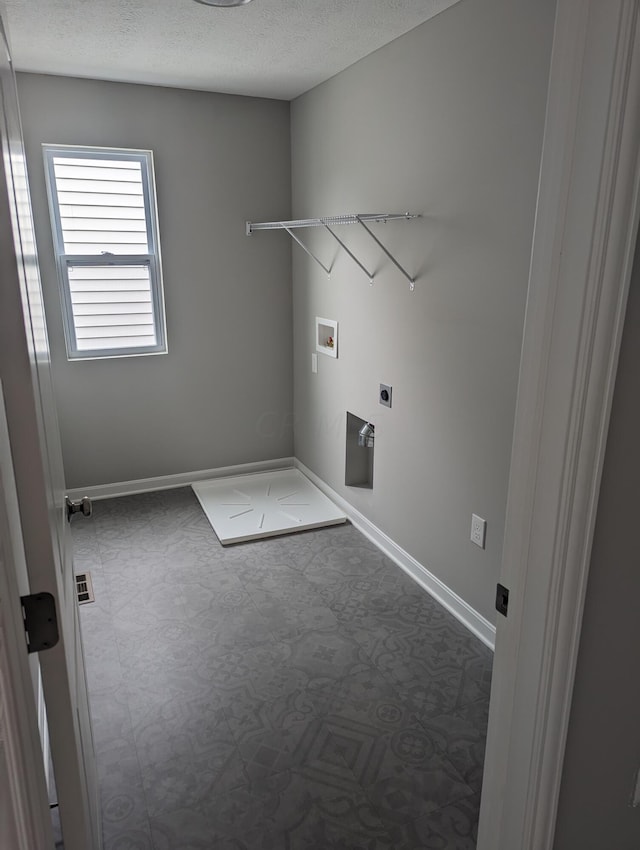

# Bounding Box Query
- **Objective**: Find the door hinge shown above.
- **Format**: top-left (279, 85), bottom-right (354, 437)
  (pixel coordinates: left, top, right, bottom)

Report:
top-left (20, 593), bottom-right (59, 653)
top-left (496, 583), bottom-right (509, 617)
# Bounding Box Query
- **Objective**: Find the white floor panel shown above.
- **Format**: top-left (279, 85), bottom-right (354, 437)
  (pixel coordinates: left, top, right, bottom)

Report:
top-left (192, 468), bottom-right (347, 544)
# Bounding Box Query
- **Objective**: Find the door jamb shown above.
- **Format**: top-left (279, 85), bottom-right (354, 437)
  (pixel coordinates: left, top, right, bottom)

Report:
top-left (478, 1), bottom-right (640, 848)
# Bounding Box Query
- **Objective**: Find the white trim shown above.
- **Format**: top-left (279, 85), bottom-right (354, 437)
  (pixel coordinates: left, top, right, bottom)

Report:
top-left (36, 674), bottom-right (51, 795)
top-left (0, 382), bottom-right (54, 850)
top-left (295, 459), bottom-right (496, 650)
top-left (0, 621), bottom-right (27, 850)
top-left (66, 457), bottom-right (295, 501)
top-left (478, 2), bottom-right (640, 849)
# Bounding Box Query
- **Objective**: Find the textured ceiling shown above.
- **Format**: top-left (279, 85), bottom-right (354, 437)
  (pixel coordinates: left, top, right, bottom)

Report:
top-left (3, 0), bottom-right (461, 100)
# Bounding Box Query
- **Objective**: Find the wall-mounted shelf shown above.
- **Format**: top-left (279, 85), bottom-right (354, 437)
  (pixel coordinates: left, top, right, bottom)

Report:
top-left (246, 212), bottom-right (420, 290)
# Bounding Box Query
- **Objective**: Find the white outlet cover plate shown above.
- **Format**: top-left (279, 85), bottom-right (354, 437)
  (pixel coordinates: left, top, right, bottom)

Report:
top-left (193, 468), bottom-right (346, 545)
top-left (471, 513), bottom-right (487, 549)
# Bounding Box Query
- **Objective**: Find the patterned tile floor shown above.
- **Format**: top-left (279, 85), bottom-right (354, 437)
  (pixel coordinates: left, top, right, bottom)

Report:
top-left (73, 487), bottom-right (492, 849)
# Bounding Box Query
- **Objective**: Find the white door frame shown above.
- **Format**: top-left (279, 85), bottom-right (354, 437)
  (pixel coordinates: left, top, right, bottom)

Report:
top-left (478, 1), bottom-right (640, 848)
top-left (0, 15), bottom-right (100, 849)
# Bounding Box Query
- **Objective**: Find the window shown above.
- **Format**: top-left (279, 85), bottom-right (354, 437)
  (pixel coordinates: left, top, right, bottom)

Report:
top-left (43, 145), bottom-right (167, 359)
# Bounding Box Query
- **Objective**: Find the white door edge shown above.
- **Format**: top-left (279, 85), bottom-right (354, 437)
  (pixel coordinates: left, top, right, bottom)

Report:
top-left (0, 379), bottom-right (55, 850)
top-left (478, 2), bottom-right (640, 849)
top-left (37, 672), bottom-right (52, 795)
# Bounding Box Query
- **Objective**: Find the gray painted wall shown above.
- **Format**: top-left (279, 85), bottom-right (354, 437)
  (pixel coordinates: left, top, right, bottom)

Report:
top-left (17, 73), bottom-right (292, 489)
top-left (290, 0), bottom-right (556, 623)
top-left (553, 233), bottom-right (640, 849)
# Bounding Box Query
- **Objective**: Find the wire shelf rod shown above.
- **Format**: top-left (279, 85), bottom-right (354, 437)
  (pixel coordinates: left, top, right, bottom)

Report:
top-left (322, 224), bottom-right (374, 284)
top-left (246, 212), bottom-right (418, 233)
top-left (356, 215), bottom-right (416, 290)
top-left (281, 223), bottom-right (332, 278)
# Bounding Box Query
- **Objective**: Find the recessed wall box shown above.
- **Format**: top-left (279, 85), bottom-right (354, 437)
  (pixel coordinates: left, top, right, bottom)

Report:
top-left (346, 412), bottom-right (374, 489)
top-left (316, 317), bottom-right (338, 358)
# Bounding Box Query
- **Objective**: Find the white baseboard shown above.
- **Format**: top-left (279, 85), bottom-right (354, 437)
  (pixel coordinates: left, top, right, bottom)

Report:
top-left (295, 459), bottom-right (496, 651)
top-left (66, 457), bottom-right (295, 501)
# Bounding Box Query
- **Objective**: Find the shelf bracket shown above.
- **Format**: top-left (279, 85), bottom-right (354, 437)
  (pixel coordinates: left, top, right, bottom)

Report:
top-left (281, 223), bottom-right (332, 278)
top-left (322, 224), bottom-right (374, 284)
top-left (356, 215), bottom-right (416, 290)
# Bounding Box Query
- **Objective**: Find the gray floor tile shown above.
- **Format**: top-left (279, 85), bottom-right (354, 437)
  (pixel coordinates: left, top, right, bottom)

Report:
top-left (89, 682), bottom-right (136, 756)
top-left (348, 618), bottom-right (491, 716)
top-left (393, 791), bottom-right (481, 849)
top-left (280, 628), bottom-right (373, 687)
top-left (182, 576), bottom-right (252, 624)
top-left (141, 747), bottom-right (247, 818)
top-left (418, 698), bottom-right (489, 793)
top-left (234, 561), bottom-right (315, 596)
top-left (198, 758), bottom-right (395, 845)
top-left (131, 694), bottom-right (236, 772)
top-left (193, 640), bottom-right (291, 702)
top-left (325, 666), bottom-right (440, 743)
top-left (75, 487), bottom-right (492, 850)
top-left (103, 821), bottom-right (155, 850)
top-left (224, 697), bottom-right (327, 781)
top-left (150, 807), bottom-right (253, 850)
top-left (110, 587), bottom-right (188, 635)
top-left (318, 710), bottom-right (473, 811)
top-left (98, 750), bottom-right (148, 836)
top-left (250, 588), bottom-right (341, 641)
top-left (262, 759), bottom-right (393, 840)
top-left (82, 631), bottom-right (124, 695)
top-left (220, 536), bottom-right (293, 569)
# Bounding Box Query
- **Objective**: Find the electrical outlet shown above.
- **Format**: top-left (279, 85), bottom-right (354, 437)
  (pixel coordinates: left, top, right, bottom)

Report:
top-left (311, 352), bottom-right (318, 373)
top-left (379, 383), bottom-right (392, 408)
top-left (471, 514), bottom-right (486, 549)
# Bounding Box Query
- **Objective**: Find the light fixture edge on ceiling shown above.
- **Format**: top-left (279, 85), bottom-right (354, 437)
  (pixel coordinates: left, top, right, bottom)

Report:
top-left (193, 0), bottom-right (254, 7)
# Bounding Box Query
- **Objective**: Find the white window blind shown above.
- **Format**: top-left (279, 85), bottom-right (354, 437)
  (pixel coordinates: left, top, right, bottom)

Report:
top-left (43, 146), bottom-right (167, 359)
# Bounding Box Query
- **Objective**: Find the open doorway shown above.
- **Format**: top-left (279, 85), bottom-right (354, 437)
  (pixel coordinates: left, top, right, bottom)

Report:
top-left (2, 1), bottom-right (639, 849)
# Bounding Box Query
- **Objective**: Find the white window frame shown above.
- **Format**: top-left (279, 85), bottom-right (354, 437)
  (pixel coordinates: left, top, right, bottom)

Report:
top-left (42, 144), bottom-right (167, 360)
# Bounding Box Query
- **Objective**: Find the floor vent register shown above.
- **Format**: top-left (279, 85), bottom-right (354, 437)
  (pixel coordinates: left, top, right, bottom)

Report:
top-left (75, 572), bottom-right (95, 605)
